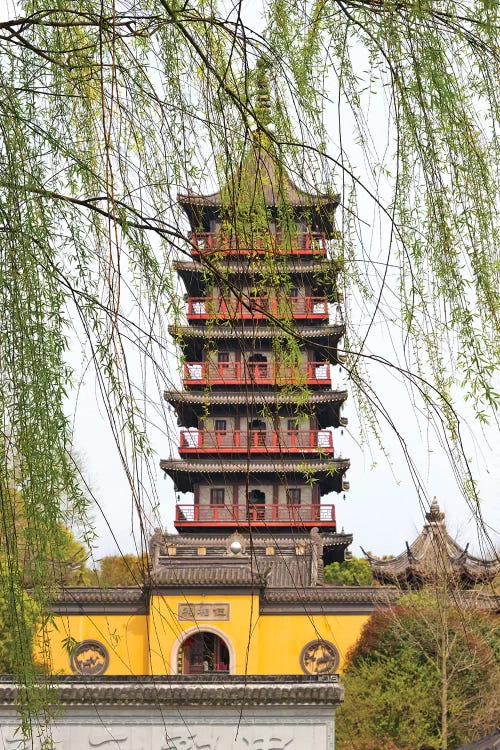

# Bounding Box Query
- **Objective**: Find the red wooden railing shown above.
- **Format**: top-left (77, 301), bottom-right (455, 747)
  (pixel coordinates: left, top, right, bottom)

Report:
top-left (183, 361), bottom-right (332, 386)
top-left (190, 231), bottom-right (327, 257)
top-left (186, 296), bottom-right (328, 321)
top-left (179, 429), bottom-right (333, 454)
top-left (175, 503), bottom-right (336, 526)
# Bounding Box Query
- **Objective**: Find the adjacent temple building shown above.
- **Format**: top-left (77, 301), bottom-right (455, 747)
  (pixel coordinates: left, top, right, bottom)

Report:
top-left (365, 498), bottom-right (500, 589)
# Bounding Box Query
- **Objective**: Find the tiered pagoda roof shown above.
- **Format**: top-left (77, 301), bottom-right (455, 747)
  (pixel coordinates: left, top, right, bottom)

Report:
top-left (178, 139), bottom-right (340, 234)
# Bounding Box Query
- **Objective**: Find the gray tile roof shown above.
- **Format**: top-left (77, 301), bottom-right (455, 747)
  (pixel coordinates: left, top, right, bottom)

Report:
top-left (365, 499), bottom-right (500, 588)
top-left (169, 324), bottom-right (344, 341)
top-left (164, 390), bottom-right (347, 406)
top-left (152, 566), bottom-right (262, 587)
top-left (0, 675), bottom-right (344, 707)
top-left (160, 457), bottom-right (349, 493)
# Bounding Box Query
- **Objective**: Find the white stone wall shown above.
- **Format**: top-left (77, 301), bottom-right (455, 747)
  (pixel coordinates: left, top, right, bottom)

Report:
top-left (0, 705), bottom-right (335, 750)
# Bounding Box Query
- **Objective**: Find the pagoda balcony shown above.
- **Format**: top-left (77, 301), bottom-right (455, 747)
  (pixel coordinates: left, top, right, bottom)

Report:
top-left (183, 361), bottom-right (332, 387)
top-left (179, 429), bottom-right (333, 454)
top-left (186, 296), bottom-right (328, 321)
top-left (175, 503), bottom-right (336, 529)
top-left (190, 231), bottom-right (327, 257)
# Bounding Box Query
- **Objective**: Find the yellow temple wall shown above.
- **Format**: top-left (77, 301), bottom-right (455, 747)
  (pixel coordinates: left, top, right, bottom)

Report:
top-left (255, 613), bottom-right (370, 673)
top-left (45, 614), bottom-right (150, 675)
top-left (45, 592), bottom-right (370, 676)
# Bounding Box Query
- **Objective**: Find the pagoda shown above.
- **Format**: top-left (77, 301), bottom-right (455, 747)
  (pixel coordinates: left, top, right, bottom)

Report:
top-left (159, 76), bottom-right (352, 599)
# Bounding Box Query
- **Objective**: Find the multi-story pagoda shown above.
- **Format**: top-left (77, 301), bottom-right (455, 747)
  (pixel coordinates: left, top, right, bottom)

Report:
top-left (159, 122), bottom-right (352, 574)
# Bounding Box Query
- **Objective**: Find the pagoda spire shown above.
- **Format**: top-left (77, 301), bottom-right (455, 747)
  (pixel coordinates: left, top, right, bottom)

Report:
top-left (254, 55), bottom-right (272, 129)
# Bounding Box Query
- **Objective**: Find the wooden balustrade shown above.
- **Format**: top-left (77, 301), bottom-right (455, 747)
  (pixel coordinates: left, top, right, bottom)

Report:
top-left (179, 429), bottom-right (333, 454)
top-left (183, 361), bottom-right (332, 386)
top-left (189, 231), bottom-right (328, 257)
top-left (186, 296), bottom-right (328, 320)
top-left (175, 503), bottom-right (336, 526)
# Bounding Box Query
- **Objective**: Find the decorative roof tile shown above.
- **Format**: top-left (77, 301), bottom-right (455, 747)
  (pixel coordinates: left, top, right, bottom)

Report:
top-left (169, 324), bottom-right (344, 341)
top-left (0, 675), bottom-right (343, 707)
top-left (164, 390), bottom-right (347, 406)
top-left (172, 259), bottom-right (341, 276)
top-left (152, 566), bottom-right (262, 587)
top-left (48, 586), bottom-right (147, 615)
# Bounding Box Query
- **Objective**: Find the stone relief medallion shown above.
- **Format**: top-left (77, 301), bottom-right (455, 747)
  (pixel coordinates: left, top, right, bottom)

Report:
top-left (300, 640), bottom-right (339, 675)
top-left (70, 639), bottom-right (109, 675)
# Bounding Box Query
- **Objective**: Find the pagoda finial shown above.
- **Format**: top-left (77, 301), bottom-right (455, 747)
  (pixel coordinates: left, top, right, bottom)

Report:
top-left (426, 497), bottom-right (445, 524)
top-left (255, 56), bottom-right (272, 129)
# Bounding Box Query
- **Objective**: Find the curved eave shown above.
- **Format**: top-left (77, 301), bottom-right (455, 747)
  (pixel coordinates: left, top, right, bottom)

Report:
top-left (365, 552), bottom-right (414, 578)
top-left (168, 324), bottom-right (344, 350)
top-left (164, 388), bottom-right (348, 429)
top-left (367, 519), bottom-right (500, 585)
top-left (367, 553), bottom-right (500, 588)
top-left (172, 259), bottom-right (342, 298)
top-left (160, 457), bottom-right (350, 494)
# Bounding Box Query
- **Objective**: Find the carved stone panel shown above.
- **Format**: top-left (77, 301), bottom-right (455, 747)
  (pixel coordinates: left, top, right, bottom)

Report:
top-left (0, 706), bottom-right (335, 750)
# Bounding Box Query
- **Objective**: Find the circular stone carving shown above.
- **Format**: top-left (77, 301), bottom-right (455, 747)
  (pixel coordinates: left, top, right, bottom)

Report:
top-left (70, 640), bottom-right (109, 675)
top-left (300, 640), bottom-right (340, 675)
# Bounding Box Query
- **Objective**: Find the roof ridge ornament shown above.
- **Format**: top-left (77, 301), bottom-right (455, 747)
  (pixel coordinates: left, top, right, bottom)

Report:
top-left (426, 496), bottom-right (445, 524)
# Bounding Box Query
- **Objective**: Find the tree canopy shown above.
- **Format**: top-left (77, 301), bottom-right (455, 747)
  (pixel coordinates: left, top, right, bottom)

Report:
top-left (336, 591), bottom-right (500, 750)
top-left (324, 556), bottom-right (373, 585)
top-left (89, 554), bottom-right (146, 586)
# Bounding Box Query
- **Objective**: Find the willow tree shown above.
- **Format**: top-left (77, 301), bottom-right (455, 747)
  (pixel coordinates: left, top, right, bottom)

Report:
top-left (0, 0), bottom-right (499, 740)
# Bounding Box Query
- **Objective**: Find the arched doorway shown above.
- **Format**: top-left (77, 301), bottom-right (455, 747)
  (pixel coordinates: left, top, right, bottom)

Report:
top-left (179, 631), bottom-right (230, 674)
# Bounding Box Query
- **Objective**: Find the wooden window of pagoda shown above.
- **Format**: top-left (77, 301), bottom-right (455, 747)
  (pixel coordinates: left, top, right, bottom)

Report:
top-left (214, 419), bottom-right (227, 434)
top-left (296, 223), bottom-right (307, 249)
top-left (288, 488), bottom-right (301, 505)
top-left (217, 351), bottom-right (230, 378)
top-left (210, 488), bottom-right (225, 505)
top-left (250, 419), bottom-right (267, 446)
top-left (248, 489), bottom-right (266, 520)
